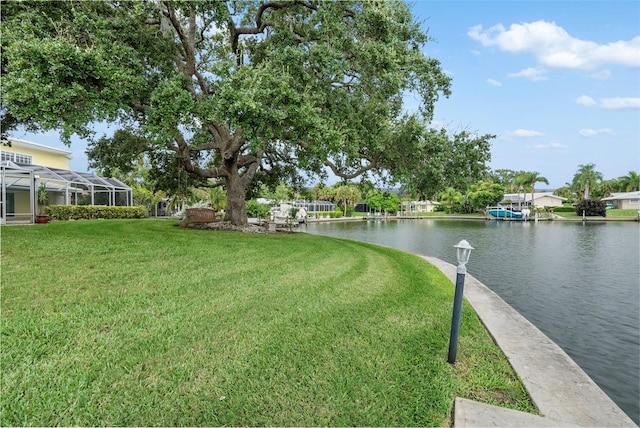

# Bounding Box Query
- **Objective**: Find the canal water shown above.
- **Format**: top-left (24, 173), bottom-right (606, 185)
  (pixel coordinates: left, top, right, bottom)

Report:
top-left (303, 219), bottom-right (640, 424)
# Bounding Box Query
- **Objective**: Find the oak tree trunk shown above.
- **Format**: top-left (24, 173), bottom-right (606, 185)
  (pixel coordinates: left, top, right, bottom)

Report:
top-left (224, 165), bottom-right (248, 226)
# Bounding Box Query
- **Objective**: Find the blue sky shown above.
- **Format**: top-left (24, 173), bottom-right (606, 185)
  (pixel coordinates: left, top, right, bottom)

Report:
top-left (410, 0), bottom-right (640, 189)
top-left (14, 1), bottom-right (640, 190)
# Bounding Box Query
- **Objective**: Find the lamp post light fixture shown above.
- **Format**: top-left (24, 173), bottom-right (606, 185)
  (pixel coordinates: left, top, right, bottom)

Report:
top-left (448, 239), bottom-right (474, 364)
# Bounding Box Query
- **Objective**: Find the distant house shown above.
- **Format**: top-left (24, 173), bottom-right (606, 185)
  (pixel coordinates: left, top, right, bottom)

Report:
top-left (602, 191), bottom-right (640, 210)
top-left (400, 200), bottom-right (440, 213)
top-left (1, 138), bottom-right (132, 224)
top-left (500, 192), bottom-right (566, 208)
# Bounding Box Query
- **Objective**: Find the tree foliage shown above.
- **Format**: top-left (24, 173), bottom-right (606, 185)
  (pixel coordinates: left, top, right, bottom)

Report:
top-left (466, 181), bottom-right (504, 211)
top-left (397, 129), bottom-right (493, 200)
top-left (571, 164), bottom-right (603, 200)
top-left (366, 190), bottom-right (400, 214)
top-left (618, 171), bottom-right (639, 192)
top-left (515, 171), bottom-right (548, 207)
top-left (2, 0), bottom-right (451, 225)
top-left (438, 187), bottom-right (462, 214)
top-left (333, 185), bottom-right (362, 217)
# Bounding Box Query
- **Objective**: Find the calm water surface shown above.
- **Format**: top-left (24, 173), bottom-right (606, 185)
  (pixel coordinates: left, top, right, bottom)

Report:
top-left (304, 219), bottom-right (640, 424)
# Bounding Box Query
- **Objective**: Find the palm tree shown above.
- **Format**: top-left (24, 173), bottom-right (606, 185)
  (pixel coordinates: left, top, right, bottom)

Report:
top-left (572, 164), bottom-right (603, 200)
top-left (208, 186), bottom-right (227, 212)
top-left (618, 171), bottom-right (639, 192)
top-left (514, 172), bottom-right (547, 209)
top-left (334, 185), bottom-right (361, 217)
top-left (553, 186), bottom-right (573, 202)
top-left (522, 171), bottom-right (549, 208)
top-left (439, 187), bottom-right (462, 214)
top-left (594, 179), bottom-right (617, 198)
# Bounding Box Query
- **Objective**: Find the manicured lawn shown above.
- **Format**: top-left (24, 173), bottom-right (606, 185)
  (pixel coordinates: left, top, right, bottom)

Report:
top-left (556, 208), bottom-right (639, 219)
top-left (1, 220), bottom-right (534, 426)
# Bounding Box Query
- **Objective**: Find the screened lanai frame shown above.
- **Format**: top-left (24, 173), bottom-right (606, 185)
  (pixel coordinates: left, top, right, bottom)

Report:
top-left (290, 200), bottom-right (337, 213)
top-left (1, 161), bottom-right (132, 224)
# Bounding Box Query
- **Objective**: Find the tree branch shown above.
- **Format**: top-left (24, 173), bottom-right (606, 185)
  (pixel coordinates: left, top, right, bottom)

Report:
top-left (162, 2), bottom-right (210, 96)
top-left (324, 152), bottom-right (382, 180)
top-left (229, 1), bottom-right (317, 64)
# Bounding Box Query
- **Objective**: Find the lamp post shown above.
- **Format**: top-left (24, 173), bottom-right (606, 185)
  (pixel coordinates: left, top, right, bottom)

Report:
top-left (448, 239), bottom-right (474, 364)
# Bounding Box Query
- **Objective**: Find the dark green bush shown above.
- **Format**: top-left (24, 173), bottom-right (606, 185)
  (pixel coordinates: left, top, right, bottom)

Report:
top-left (553, 205), bottom-right (575, 213)
top-left (574, 199), bottom-right (606, 217)
top-left (47, 205), bottom-right (147, 220)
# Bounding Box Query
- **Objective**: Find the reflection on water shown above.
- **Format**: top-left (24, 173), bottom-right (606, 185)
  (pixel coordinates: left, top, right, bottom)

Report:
top-left (304, 219), bottom-right (640, 424)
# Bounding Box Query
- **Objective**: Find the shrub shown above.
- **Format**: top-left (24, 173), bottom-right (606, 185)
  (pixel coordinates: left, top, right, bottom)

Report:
top-left (553, 205), bottom-right (575, 213)
top-left (47, 205), bottom-right (147, 220)
top-left (246, 199), bottom-right (271, 218)
top-left (574, 199), bottom-right (606, 217)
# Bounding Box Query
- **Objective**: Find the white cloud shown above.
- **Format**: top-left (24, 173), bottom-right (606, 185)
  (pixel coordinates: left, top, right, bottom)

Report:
top-left (600, 97), bottom-right (640, 109)
top-left (468, 21), bottom-right (640, 70)
top-left (470, 49), bottom-right (481, 56)
top-left (534, 141), bottom-right (568, 151)
top-left (579, 128), bottom-right (615, 137)
top-left (487, 78), bottom-right (502, 87)
top-left (503, 129), bottom-right (544, 138)
top-left (576, 96), bottom-right (640, 109)
top-left (507, 67), bottom-right (548, 81)
top-left (576, 95), bottom-right (597, 106)
top-left (588, 70), bottom-right (611, 80)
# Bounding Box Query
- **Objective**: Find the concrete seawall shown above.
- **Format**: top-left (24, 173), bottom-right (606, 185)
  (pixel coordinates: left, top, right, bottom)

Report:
top-left (423, 256), bottom-right (637, 427)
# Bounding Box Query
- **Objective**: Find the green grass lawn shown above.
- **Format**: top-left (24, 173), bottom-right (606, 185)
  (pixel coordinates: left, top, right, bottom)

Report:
top-left (556, 208), bottom-right (639, 219)
top-left (1, 219), bottom-right (534, 426)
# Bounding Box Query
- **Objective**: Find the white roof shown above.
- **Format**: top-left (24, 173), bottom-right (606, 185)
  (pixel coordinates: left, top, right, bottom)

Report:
top-left (503, 192), bottom-right (566, 202)
top-left (2, 137), bottom-right (73, 159)
top-left (602, 191), bottom-right (640, 201)
top-left (403, 200), bottom-right (439, 205)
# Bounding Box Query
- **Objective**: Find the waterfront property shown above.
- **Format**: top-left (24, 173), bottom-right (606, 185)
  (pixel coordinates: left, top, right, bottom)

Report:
top-left (0, 219), bottom-right (535, 426)
top-left (400, 200), bottom-right (441, 213)
top-left (500, 192), bottom-right (566, 209)
top-left (304, 219), bottom-right (640, 424)
top-left (0, 138), bottom-right (132, 224)
top-left (602, 191), bottom-right (640, 210)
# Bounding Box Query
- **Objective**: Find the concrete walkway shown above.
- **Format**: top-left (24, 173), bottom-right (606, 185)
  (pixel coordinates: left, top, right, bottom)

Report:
top-left (423, 256), bottom-right (637, 428)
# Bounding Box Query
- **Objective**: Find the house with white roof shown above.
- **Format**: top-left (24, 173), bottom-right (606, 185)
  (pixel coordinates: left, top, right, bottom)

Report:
top-left (602, 191), bottom-right (640, 210)
top-left (400, 200), bottom-right (440, 213)
top-left (500, 192), bottom-right (566, 209)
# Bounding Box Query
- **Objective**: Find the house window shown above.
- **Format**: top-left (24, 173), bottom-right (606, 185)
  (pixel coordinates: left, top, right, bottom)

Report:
top-left (0, 151), bottom-right (32, 164)
top-left (629, 199), bottom-right (639, 205)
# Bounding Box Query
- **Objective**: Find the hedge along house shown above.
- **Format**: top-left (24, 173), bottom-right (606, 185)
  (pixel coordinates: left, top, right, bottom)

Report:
top-left (1, 138), bottom-right (132, 224)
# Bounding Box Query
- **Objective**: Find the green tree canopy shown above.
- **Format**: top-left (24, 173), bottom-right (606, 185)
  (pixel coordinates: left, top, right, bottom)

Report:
top-left (366, 190), bottom-right (400, 214)
top-left (2, 0), bottom-right (451, 225)
top-left (571, 164), bottom-right (603, 200)
top-left (466, 181), bottom-right (504, 212)
top-left (439, 187), bottom-right (462, 214)
top-left (397, 129), bottom-right (494, 200)
top-left (333, 184), bottom-right (362, 217)
top-left (618, 171), bottom-right (639, 192)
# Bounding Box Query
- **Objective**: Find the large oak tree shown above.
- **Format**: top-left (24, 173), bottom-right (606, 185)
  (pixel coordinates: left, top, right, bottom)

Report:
top-left (2, 0), bottom-right (453, 225)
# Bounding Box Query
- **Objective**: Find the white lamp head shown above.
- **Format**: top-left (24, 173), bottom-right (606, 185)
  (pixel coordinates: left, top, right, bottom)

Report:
top-left (454, 239), bottom-right (474, 267)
